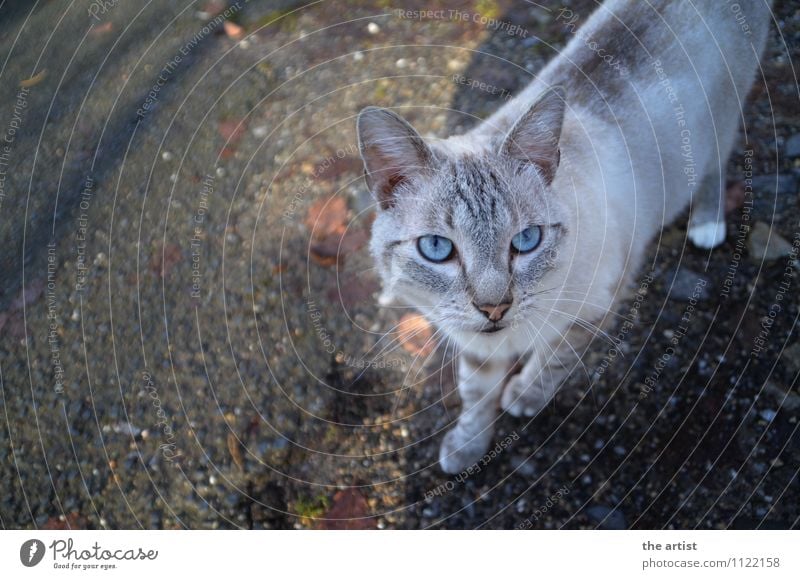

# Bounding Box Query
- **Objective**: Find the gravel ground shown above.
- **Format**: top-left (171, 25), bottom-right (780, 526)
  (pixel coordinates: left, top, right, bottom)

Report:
top-left (0, 0), bottom-right (798, 530)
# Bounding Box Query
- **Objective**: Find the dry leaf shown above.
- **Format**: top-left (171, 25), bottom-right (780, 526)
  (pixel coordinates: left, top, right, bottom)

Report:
top-left (90, 21), bottom-right (114, 35)
top-left (150, 243), bottom-right (182, 278)
top-left (309, 238), bottom-right (341, 267)
top-left (20, 70), bottom-right (46, 88)
top-left (227, 432), bottom-right (244, 471)
top-left (305, 196), bottom-right (370, 267)
top-left (313, 156), bottom-right (362, 181)
top-left (397, 313), bottom-right (436, 358)
top-left (326, 272), bottom-right (379, 309)
top-left (218, 118), bottom-right (247, 144)
top-left (305, 195), bottom-right (348, 240)
top-left (316, 489), bottom-right (376, 530)
top-left (42, 512), bottom-right (87, 530)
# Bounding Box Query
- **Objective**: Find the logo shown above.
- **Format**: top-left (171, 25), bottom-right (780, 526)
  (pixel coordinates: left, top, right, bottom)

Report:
top-left (20, 539), bottom-right (45, 567)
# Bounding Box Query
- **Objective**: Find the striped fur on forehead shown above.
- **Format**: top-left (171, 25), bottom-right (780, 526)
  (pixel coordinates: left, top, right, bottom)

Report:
top-left (429, 151), bottom-right (560, 242)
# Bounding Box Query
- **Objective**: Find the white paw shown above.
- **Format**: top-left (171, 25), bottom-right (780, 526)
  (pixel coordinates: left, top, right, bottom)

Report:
top-left (438, 428), bottom-right (492, 474)
top-left (688, 221), bottom-right (726, 249)
top-left (501, 375), bottom-right (549, 418)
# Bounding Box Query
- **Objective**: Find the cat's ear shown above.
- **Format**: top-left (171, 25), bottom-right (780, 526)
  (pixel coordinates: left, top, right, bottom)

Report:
top-left (357, 107), bottom-right (433, 209)
top-left (500, 86), bottom-right (566, 185)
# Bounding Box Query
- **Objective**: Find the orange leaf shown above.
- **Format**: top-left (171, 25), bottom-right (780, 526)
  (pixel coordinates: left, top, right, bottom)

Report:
top-left (20, 70), bottom-right (46, 88)
top-left (90, 22), bottom-right (114, 35)
top-left (305, 195), bottom-right (348, 240)
top-left (397, 313), bottom-right (436, 358)
top-left (218, 118), bottom-right (247, 144)
top-left (316, 489), bottom-right (376, 530)
top-left (224, 20), bottom-right (245, 40)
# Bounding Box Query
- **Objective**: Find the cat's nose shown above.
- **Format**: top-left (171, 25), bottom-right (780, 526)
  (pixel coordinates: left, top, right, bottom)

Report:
top-left (474, 301), bottom-right (512, 322)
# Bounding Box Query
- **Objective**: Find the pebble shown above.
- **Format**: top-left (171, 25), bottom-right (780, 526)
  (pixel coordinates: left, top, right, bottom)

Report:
top-left (751, 173), bottom-right (798, 196)
top-left (395, 58), bottom-right (408, 69)
top-left (780, 343), bottom-right (800, 374)
top-left (161, 151), bottom-right (174, 161)
top-left (784, 133), bottom-right (800, 158)
top-left (367, 22), bottom-right (380, 35)
top-left (747, 221), bottom-right (793, 261)
top-left (665, 266), bottom-right (710, 301)
top-left (252, 125), bottom-right (268, 138)
top-left (510, 455), bottom-right (537, 476)
top-left (759, 409), bottom-right (777, 422)
top-left (353, 51), bottom-right (364, 61)
top-left (586, 505), bottom-right (627, 530)
top-left (215, 166), bottom-right (226, 178)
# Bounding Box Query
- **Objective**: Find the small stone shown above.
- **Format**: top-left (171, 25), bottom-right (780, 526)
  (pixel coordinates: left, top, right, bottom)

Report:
top-left (784, 133), bottom-right (800, 158)
top-left (353, 51), bottom-right (364, 61)
top-left (251, 125), bottom-right (268, 138)
top-left (759, 409), bottom-right (777, 422)
top-left (510, 455), bottom-right (536, 476)
top-left (395, 58), bottom-right (408, 69)
top-left (586, 505), bottom-right (626, 529)
top-left (161, 151), bottom-right (174, 161)
top-left (215, 166), bottom-right (226, 178)
top-left (447, 59), bottom-right (464, 72)
top-left (747, 221), bottom-right (793, 261)
top-left (751, 174), bottom-right (798, 196)
top-left (780, 343), bottom-right (800, 374)
top-left (366, 22), bottom-right (380, 34)
top-left (665, 266), bottom-right (710, 301)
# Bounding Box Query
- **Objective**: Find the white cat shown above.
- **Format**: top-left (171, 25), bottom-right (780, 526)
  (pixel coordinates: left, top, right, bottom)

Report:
top-left (357, 0), bottom-right (772, 473)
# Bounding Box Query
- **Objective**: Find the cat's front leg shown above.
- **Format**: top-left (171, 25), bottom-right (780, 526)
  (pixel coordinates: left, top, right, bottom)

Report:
top-left (501, 350), bottom-right (568, 418)
top-left (439, 354), bottom-right (511, 474)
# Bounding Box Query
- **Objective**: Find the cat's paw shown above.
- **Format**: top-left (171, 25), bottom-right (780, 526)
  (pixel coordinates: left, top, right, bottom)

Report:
top-left (688, 220), bottom-right (726, 249)
top-left (500, 374), bottom-right (551, 417)
top-left (438, 427), bottom-right (492, 474)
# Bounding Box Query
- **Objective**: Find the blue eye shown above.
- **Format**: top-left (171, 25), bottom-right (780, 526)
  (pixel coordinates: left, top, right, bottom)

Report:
top-left (511, 226), bottom-right (542, 253)
top-left (417, 235), bottom-right (454, 262)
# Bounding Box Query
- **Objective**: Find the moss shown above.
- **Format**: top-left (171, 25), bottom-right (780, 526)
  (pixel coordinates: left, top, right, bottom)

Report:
top-left (373, 81), bottom-right (390, 104)
top-left (292, 494), bottom-right (330, 526)
top-left (474, 0), bottom-right (501, 21)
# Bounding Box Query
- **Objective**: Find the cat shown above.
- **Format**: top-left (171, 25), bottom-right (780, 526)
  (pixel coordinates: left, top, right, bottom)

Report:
top-left (356, 0), bottom-right (772, 473)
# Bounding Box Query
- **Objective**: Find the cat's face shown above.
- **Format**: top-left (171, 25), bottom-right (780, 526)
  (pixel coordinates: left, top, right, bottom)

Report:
top-left (358, 88), bottom-right (571, 344)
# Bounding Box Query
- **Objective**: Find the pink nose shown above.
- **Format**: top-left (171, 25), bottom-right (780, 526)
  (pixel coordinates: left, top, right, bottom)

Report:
top-left (475, 302), bottom-right (512, 322)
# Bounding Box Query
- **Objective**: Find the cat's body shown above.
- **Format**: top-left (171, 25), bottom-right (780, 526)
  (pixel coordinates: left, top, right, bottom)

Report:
top-left (357, 0), bottom-right (772, 473)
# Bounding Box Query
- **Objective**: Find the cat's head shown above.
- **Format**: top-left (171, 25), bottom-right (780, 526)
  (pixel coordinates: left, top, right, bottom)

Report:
top-left (357, 87), bottom-right (575, 346)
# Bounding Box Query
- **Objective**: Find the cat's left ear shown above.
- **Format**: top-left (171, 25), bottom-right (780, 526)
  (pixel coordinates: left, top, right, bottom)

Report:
top-left (357, 107), bottom-right (433, 209)
top-left (500, 86), bottom-right (566, 185)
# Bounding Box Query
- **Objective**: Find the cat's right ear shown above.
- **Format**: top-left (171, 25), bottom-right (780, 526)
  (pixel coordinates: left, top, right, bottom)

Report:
top-left (357, 107), bottom-right (432, 209)
top-left (499, 86), bottom-right (566, 185)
